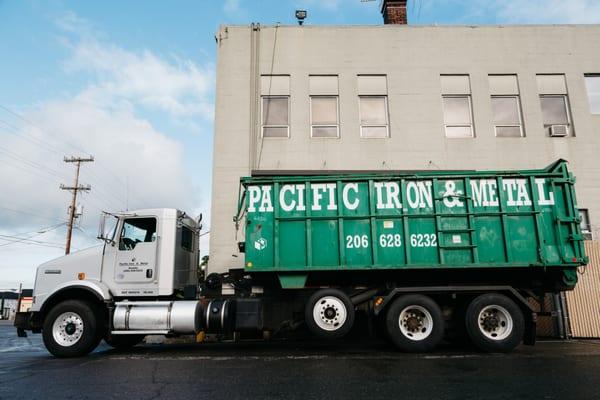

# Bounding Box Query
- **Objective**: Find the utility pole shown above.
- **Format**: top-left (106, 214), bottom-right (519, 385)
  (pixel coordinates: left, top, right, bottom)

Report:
top-left (61, 156), bottom-right (94, 255)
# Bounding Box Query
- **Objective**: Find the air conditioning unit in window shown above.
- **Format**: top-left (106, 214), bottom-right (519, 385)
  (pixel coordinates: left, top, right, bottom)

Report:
top-left (549, 125), bottom-right (569, 137)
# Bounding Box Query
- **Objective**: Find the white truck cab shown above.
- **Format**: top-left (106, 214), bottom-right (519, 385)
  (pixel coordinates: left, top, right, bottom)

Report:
top-left (17, 208), bottom-right (203, 357)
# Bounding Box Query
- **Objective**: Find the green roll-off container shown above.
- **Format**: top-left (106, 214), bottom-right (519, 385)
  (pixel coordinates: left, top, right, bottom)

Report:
top-left (237, 160), bottom-right (587, 289)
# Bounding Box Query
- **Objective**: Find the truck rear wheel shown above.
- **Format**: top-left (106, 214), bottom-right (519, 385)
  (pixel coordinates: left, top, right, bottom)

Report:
top-left (465, 293), bottom-right (524, 353)
top-left (42, 300), bottom-right (102, 358)
top-left (305, 289), bottom-right (355, 339)
top-left (385, 294), bottom-right (444, 352)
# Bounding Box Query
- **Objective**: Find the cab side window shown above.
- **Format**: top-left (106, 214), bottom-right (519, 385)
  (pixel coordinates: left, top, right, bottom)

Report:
top-left (119, 218), bottom-right (157, 251)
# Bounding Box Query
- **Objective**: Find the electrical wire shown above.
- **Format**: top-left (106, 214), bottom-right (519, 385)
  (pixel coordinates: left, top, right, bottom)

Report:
top-left (0, 234), bottom-right (68, 250)
top-left (0, 206), bottom-right (64, 223)
top-left (0, 145), bottom-right (70, 180)
top-left (0, 105), bottom-right (86, 155)
top-left (0, 105), bottom-right (132, 203)
top-left (0, 223), bottom-right (66, 248)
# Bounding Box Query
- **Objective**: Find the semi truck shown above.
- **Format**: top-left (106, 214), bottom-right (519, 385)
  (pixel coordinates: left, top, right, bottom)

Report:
top-left (15, 159), bottom-right (587, 357)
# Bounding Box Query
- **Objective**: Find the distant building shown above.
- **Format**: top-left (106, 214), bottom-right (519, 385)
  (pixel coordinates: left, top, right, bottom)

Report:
top-left (0, 290), bottom-right (33, 320)
top-left (209, 0), bottom-right (600, 274)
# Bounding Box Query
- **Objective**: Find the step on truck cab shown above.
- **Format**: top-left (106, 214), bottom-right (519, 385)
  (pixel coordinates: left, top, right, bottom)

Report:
top-left (15, 160), bottom-right (588, 357)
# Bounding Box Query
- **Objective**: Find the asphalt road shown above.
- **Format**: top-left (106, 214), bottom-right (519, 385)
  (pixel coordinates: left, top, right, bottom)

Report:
top-left (1, 321), bottom-right (600, 400)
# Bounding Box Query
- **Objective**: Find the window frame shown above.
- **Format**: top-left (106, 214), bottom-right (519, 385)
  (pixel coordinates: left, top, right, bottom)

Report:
top-left (584, 74), bottom-right (600, 115)
top-left (579, 209), bottom-right (592, 240)
top-left (261, 95), bottom-right (290, 139)
top-left (358, 95), bottom-right (390, 139)
top-left (180, 225), bottom-right (195, 253)
top-left (118, 216), bottom-right (158, 252)
top-left (539, 94), bottom-right (573, 136)
top-left (310, 95), bottom-right (340, 139)
top-left (491, 95), bottom-right (525, 138)
top-left (442, 94), bottom-right (475, 138)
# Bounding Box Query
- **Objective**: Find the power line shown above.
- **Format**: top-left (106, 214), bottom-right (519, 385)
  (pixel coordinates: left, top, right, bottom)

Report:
top-left (0, 234), bottom-right (69, 250)
top-left (0, 157), bottom-right (64, 184)
top-left (0, 120), bottom-right (133, 207)
top-left (0, 145), bottom-right (70, 180)
top-left (6, 222), bottom-right (66, 237)
top-left (0, 105), bottom-right (87, 155)
top-left (0, 119), bottom-right (65, 156)
top-left (0, 206), bottom-right (64, 223)
top-left (0, 223), bottom-right (66, 248)
top-left (0, 104), bottom-right (138, 208)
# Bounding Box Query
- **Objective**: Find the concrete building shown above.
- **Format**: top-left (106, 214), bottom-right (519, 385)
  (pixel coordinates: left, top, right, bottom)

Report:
top-left (209, 1), bottom-right (600, 274)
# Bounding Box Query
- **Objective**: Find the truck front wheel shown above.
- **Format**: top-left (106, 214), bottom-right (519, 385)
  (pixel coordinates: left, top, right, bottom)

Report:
top-left (42, 300), bottom-right (102, 358)
top-left (465, 293), bottom-right (524, 353)
top-left (305, 289), bottom-right (355, 339)
top-left (385, 294), bottom-right (444, 352)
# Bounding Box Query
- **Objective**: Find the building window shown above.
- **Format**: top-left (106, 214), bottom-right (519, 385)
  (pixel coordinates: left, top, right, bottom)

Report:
top-left (540, 95), bottom-right (571, 136)
top-left (309, 75), bottom-right (339, 138)
top-left (261, 75), bottom-right (290, 138)
top-left (311, 96), bottom-right (339, 138)
top-left (584, 74), bottom-right (600, 114)
top-left (492, 96), bottom-right (523, 137)
top-left (442, 96), bottom-right (473, 138)
top-left (358, 75), bottom-right (389, 138)
top-left (359, 96), bottom-right (389, 138)
top-left (580, 209), bottom-right (592, 240)
top-left (536, 74), bottom-right (572, 137)
top-left (262, 96), bottom-right (289, 138)
top-left (441, 75), bottom-right (473, 138)
top-left (489, 75), bottom-right (524, 137)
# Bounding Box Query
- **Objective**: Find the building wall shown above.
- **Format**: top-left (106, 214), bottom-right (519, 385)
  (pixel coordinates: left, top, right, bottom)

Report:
top-left (210, 24), bottom-right (600, 274)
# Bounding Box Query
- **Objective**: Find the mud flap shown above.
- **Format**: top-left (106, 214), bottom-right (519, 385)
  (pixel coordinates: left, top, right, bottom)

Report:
top-left (523, 311), bottom-right (537, 346)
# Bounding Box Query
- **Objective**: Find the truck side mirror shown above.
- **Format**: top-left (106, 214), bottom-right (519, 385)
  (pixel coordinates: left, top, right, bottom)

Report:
top-left (97, 212), bottom-right (117, 245)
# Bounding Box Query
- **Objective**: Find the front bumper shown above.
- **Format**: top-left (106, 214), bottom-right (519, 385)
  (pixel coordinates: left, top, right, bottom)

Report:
top-left (14, 312), bottom-right (42, 337)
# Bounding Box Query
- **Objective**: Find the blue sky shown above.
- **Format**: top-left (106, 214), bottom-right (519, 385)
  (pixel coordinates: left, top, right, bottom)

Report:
top-left (1, 0), bottom-right (599, 290)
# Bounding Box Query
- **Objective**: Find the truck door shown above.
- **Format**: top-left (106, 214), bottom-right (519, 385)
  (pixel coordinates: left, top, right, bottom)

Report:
top-left (114, 217), bottom-right (158, 284)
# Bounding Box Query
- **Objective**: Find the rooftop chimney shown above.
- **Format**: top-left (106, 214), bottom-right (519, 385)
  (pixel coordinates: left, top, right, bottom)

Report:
top-left (381, 0), bottom-right (408, 25)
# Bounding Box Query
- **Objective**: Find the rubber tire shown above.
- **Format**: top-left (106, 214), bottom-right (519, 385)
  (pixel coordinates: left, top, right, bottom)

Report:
top-left (305, 289), bottom-right (355, 339)
top-left (42, 300), bottom-right (102, 358)
top-left (385, 294), bottom-right (445, 353)
top-left (465, 293), bottom-right (524, 353)
top-left (105, 334), bottom-right (145, 349)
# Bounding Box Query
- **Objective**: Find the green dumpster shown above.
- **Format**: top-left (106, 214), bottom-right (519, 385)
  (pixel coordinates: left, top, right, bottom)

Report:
top-left (237, 160), bottom-right (586, 288)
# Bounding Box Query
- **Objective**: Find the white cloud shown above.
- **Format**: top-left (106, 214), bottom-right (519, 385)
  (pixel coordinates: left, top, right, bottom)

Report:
top-left (63, 39), bottom-right (214, 121)
top-left (224, 0), bottom-right (241, 14)
top-left (53, 10), bottom-right (99, 36)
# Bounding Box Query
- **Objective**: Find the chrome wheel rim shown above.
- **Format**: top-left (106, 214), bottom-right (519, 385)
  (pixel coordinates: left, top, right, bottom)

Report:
top-left (478, 305), bottom-right (513, 341)
top-left (313, 296), bottom-right (347, 331)
top-left (52, 312), bottom-right (84, 347)
top-left (399, 305), bottom-right (433, 341)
